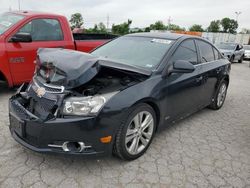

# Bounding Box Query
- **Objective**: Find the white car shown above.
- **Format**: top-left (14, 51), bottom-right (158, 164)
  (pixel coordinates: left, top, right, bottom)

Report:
top-left (243, 45), bottom-right (250, 60)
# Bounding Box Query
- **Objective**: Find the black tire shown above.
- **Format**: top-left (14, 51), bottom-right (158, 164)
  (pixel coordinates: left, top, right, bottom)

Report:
top-left (229, 55), bottom-right (234, 63)
top-left (209, 80), bottom-right (228, 110)
top-left (238, 55), bottom-right (243, 63)
top-left (113, 103), bottom-right (157, 160)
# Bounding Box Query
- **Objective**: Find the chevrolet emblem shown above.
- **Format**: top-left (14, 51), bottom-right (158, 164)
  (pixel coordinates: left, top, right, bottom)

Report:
top-left (36, 87), bottom-right (46, 98)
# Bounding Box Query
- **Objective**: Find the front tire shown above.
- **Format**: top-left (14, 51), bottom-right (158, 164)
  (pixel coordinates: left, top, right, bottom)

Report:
top-left (113, 103), bottom-right (156, 160)
top-left (209, 80), bottom-right (228, 110)
top-left (229, 55), bottom-right (234, 63)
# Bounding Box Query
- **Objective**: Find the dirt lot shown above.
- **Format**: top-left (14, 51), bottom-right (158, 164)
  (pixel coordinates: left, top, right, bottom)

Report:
top-left (0, 62), bottom-right (250, 188)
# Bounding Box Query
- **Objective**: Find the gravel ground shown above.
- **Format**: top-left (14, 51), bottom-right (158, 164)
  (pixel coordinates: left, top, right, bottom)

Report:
top-left (0, 62), bottom-right (250, 188)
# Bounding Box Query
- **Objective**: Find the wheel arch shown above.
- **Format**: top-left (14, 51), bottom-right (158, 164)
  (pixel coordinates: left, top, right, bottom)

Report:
top-left (132, 98), bottom-right (161, 131)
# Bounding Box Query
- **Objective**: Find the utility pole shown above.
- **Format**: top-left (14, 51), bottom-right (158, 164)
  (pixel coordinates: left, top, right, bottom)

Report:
top-left (235, 11), bottom-right (242, 22)
top-left (18, 0), bottom-right (21, 10)
top-left (106, 14), bottom-right (110, 30)
top-left (167, 16), bottom-right (173, 30)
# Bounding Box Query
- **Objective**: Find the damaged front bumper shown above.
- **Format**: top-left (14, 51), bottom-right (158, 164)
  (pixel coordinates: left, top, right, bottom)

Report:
top-left (9, 84), bottom-right (114, 157)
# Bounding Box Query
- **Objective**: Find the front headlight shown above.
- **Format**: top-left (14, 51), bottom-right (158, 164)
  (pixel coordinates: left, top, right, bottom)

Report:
top-left (63, 92), bottom-right (118, 116)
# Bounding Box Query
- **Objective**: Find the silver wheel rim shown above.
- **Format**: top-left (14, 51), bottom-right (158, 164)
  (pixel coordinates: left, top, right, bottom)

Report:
top-left (125, 111), bottom-right (154, 155)
top-left (217, 83), bottom-right (227, 107)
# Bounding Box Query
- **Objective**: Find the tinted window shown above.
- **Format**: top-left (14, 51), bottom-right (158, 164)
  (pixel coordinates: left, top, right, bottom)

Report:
top-left (197, 40), bottom-right (215, 62)
top-left (92, 36), bottom-right (174, 70)
top-left (18, 19), bottom-right (63, 41)
top-left (171, 39), bottom-right (198, 65)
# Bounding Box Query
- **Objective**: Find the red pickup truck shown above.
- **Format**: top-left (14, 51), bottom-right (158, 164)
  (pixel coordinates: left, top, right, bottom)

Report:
top-left (0, 11), bottom-right (116, 87)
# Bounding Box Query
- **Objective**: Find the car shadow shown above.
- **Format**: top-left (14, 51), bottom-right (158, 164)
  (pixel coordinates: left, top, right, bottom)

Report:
top-left (0, 83), bottom-right (15, 95)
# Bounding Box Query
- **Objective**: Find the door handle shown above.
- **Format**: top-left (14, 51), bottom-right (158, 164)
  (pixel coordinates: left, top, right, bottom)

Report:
top-left (196, 76), bottom-right (203, 82)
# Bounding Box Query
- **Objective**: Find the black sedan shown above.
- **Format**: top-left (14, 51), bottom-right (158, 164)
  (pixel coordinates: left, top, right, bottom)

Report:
top-left (9, 33), bottom-right (230, 160)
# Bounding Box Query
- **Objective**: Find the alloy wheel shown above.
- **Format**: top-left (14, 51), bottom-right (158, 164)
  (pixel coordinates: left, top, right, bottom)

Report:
top-left (217, 83), bottom-right (227, 107)
top-left (125, 111), bottom-right (154, 155)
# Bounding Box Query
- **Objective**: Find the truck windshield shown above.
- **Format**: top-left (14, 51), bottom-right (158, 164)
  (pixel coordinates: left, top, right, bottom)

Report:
top-left (0, 13), bottom-right (24, 35)
top-left (91, 36), bottom-right (174, 70)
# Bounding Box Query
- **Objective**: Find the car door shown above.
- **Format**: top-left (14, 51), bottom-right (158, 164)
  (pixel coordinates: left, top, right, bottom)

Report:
top-left (5, 17), bottom-right (69, 85)
top-left (163, 39), bottom-right (204, 121)
top-left (195, 39), bottom-right (221, 106)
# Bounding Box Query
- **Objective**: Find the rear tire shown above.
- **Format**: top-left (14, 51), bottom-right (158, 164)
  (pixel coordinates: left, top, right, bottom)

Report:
top-left (209, 80), bottom-right (228, 110)
top-left (229, 55), bottom-right (234, 63)
top-left (238, 55), bottom-right (243, 63)
top-left (113, 103), bottom-right (156, 160)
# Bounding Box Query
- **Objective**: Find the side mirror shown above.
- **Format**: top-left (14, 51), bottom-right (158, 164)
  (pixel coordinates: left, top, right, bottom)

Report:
top-left (9, 32), bottom-right (32, 43)
top-left (167, 60), bottom-right (195, 76)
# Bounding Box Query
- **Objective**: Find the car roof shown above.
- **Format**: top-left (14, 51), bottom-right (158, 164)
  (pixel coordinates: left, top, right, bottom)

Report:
top-left (126, 32), bottom-right (189, 40)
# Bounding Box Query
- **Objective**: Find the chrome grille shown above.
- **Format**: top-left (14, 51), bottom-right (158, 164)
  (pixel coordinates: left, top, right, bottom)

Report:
top-left (33, 79), bottom-right (65, 94)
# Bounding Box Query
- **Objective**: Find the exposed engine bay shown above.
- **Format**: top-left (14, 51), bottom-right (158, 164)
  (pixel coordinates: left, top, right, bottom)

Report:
top-left (72, 67), bottom-right (145, 96)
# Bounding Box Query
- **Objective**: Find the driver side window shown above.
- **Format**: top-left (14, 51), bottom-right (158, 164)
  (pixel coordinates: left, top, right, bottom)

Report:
top-left (18, 18), bottom-right (63, 41)
top-left (171, 39), bottom-right (198, 65)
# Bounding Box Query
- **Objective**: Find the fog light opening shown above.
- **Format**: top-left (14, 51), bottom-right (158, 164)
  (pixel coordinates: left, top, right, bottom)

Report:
top-left (62, 141), bottom-right (91, 152)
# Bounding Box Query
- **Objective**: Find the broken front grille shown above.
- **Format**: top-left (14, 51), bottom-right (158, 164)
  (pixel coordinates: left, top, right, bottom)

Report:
top-left (33, 78), bottom-right (65, 94)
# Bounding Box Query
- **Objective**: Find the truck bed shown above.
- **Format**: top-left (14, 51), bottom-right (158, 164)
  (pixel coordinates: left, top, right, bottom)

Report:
top-left (73, 33), bottom-right (118, 41)
top-left (73, 33), bottom-right (118, 52)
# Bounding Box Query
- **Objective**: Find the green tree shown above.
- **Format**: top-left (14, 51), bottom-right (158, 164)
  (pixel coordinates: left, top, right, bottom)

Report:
top-left (112, 19), bottom-right (132, 35)
top-left (221, 18), bottom-right (238, 34)
top-left (167, 24), bottom-right (185, 31)
top-left (85, 22), bottom-right (107, 34)
top-left (145, 27), bottom-right (150, 32)
top-left (189, 24), bottom-right (204, 32)
top-left (69, 13), bottom-right (83, 29)
top-left (149, 21), bottom-right (167, 30)
top-left (207, 20), bottom-right (220, 32)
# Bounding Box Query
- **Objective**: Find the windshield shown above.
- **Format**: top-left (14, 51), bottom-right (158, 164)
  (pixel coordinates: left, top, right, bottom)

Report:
top-left (91, 36), bottom-right (174, 70)
top-left (0, 13), bottom-right (24, 35)
top-left (217, 43), bottom-right (236, 50)
top-left (244, 45), bottom-right (250, 50)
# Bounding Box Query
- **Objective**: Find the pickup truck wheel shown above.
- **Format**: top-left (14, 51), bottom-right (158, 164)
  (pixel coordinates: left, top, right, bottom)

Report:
top-left (209, 80), bottom-right (228, 110)
top-left (238, 55), bottom-right (243, 63)
top-left (113, 103), bottom-right (156, 160)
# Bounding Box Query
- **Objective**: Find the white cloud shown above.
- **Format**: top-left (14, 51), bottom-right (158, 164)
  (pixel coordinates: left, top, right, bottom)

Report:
top-left (0, 0), bottom-right (249, 30)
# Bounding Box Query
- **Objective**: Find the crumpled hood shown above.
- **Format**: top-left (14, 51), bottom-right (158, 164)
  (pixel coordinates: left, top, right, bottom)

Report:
top-left (37, 48), bottom-right (151, 89)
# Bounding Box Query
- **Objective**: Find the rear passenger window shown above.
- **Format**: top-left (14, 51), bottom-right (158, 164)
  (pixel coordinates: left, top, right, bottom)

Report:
top-left (171, 40), bottom-right (198, 65)
top-left (197, 40), bottom-right (215, 63)
top-left (18, 18), bottom-right (63, 41)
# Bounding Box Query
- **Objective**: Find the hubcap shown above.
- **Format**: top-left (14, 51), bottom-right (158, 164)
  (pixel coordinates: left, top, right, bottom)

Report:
top-left (217, 83), bottom-right (227, 107)
top-left (125, 111), bottom-right (154, 155)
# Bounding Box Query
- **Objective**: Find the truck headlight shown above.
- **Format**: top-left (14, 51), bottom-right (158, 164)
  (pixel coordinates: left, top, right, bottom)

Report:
top-left (63, 92), bottom-right (118, 116)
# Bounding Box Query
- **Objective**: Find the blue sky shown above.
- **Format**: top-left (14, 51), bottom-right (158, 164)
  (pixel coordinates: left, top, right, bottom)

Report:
top-left (0, 0), bottom-right (249, 30)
